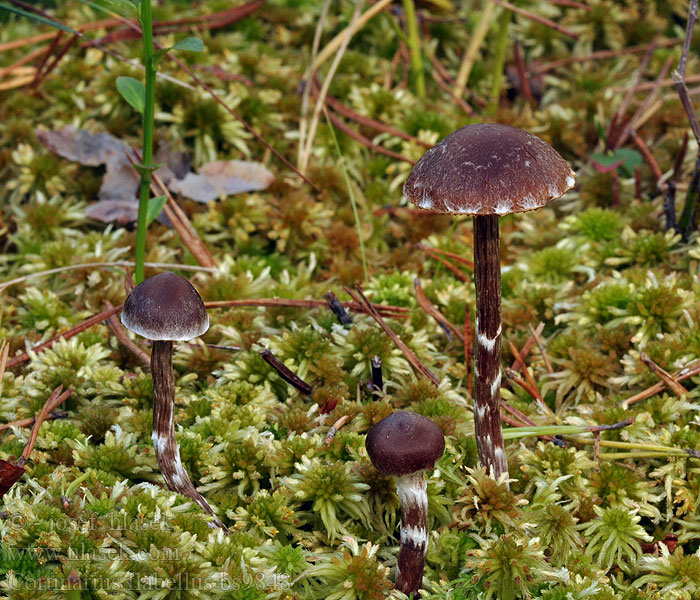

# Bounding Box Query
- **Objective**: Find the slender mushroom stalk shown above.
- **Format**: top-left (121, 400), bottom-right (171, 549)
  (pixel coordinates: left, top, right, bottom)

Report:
top-left (366, 411), bottom-right (445, 597)
top-left (121, 272), bottom-right (227, 531)
top-left (403, 123), bottom-right (574, 480)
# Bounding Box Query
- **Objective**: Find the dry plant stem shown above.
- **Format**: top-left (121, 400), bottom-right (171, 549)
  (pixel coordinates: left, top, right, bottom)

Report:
top-left (324, 110), bottom-right (416, 164)
top-left (300, 0), bottom-right (362, 175)
top-left (259, 349), bottom-right (312, 395)
top-left (535, 38), bottom-right (683, 74)
top-left (371, 356), bottom-right (383, 398)
top-left (504, 367), bottom-right (543, 405)
top-left (622, 358), bottom-right (700, 407)
top-left (345, 286), bottom-right (440, 386)
top-left (414, 279), bottom-right (465, 344)
top-left (640, 352), bottom-right (687, 396)
top-left (32, 34), bottom-right (78, 89)
top-left (417, 247), bottom-right (469, 282)
top-left (510, 322), bottom-right (544, 371)
top-left (0, 18), bottom-right (119, 52)
top-left (0, 342), bottom-right (10, 385)
top-left (105, 302), bottom-right (150, 368)
top-left (324, 291), bottom-right (353, 325)
top-left (513, 41), bottom-right (534, 104)
top-left (324, 415), bottom-right (351, 446)
top-left (150, 341), bottom-right (226, 530)
top-left (628, 129), bottom-right (663, 181)
top-left (528, 324), bottom-right (553, 374)
top-left (205, 297), bottom-right (408, 318)
top-left (395, 471), bottom-right (429, 596)
top-left (30, 30), bottom-right (63, 87)
top-left (298, 0), bottom-right (332, 168)
top-left (19, 386), bottom-right (71, 466)
top-left (312, 0), bottom-right (394, 71)
top-left (321, 88), bottom-right (430, 147)
top-left (0, 411), bottom-right (68, 433)
top-left (453, 0), bottom-right (496, 99)
top-left (491, 0), bottom-right (578, 38)
top-left (6, 304), bottom-right (123, 369)
top-left (417, 244), bottom-right (474, 269)
top-left (508, 341), bottom-right (553, 417)
top-left (473, 215), bottom-right (508, 479)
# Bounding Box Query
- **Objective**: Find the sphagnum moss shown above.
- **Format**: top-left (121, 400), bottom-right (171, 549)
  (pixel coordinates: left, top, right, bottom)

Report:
top-left (1, 1), bottom-right (700, 598)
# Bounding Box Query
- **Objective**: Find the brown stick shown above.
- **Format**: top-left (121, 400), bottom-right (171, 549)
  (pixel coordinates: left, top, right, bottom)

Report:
top-left (533, 38), bottom-right (682, 74)
top-left (628, 129), bottom-right (663, 182)
top-left (417, 246), bottom-right (469, 282)
top-left (345, 286), bottom-right (440, 386)
top-left (621, 359), bottom-right (700, 407)
top-left (528, 324), bottom-right (553, 374)
top-left (491, 0), bottom-right (579, 38)
top-left (0, 411), bottom-right (69, 433)
top-left (6, 304), bottom-right (123, 369)
top-left (513, 41), bottom-right (534, 104)
top-left (508, 341), bottom-right (553, 416)
top-left (204, 297), bottom-right (409, 318)
top-left (324, 415), bottom-right (351, 446)
top-left (104, 302), bottom-right (150, 367)
top-left (19, 386), bottom-right (71, 466)
top-left (0, 342), bottom-right (10, 386)
top-left (414, 279), bottom-right (465, 344)
top-left (640, 353), bottom-right (688, 396)
top-left (673, 0), bottom-right (700, 145)
top-left (325, 110), bottom-right (416, 164)
top-left (509, 322), bottom-right (544, 371)
top-left (29, 30), bottom-right (63, 88)
top-left (259, 349), bottom-right (312, 395)
top-left (416, 243), bottom-right (474, 269)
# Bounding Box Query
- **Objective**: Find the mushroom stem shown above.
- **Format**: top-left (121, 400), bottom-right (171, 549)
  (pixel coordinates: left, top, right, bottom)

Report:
top-left (150, 340), bottom-right (227, 531)
top-left (395, 471), bottom-right (429, 597)
top-left (472, 214), bottom-right (509, 480)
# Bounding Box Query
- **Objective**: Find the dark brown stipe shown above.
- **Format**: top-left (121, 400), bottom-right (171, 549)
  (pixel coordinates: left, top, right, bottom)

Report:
top-left (473, 215), bottom-right (508, 480)
top-left (151, 341), bottom-right (227, 531)
top-left (365, 411), bottom-right (444, 597)
top-left (371, 356), bottom-right (383, 398)
top-left (324, 290), bottom-right (353, 325)
top-left (259, 349), bottom-right (313, 395)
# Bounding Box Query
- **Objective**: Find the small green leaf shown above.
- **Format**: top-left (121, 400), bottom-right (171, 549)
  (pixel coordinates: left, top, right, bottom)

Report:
top-left (116, 76), bottom-right (145, 113)
top-left (0, 3), bottom-right (79, 33)
top-left (172, 37), bottom-right (204, 53)
top-left (146, 196), bottom-right (167, 226)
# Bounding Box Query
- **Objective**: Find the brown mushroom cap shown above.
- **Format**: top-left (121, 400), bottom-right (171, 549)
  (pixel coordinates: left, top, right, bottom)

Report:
top-left (403, 123), bottom-right (575, 215)
top-left (366, 411), bottom-right (445, 476)
top-left (121, 272), bottom-right (209, 341)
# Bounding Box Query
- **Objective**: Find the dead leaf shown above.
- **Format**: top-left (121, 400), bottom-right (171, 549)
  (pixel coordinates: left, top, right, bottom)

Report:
top-left (0, 460), bottom-right (25, 499)
top-left (84, 200), bottom-right (139, 225)
top-left (169, 160), bottom-right (274, 203)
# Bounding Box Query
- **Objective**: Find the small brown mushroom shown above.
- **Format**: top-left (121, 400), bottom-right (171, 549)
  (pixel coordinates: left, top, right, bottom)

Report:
top-left (365, 411), bottom-right (445, 597)
top-left (121, 271), bottom-right (226, 530)
top-left (403, 123), bottom-right (574, 480)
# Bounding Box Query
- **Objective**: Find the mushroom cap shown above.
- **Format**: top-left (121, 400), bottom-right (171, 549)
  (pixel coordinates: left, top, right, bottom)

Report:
top-left (365, 411), bottom-right (445, 476)
top-left (121, 272), bottom-right (209, 341)
top-left (403, 123), bottom-right (575, 216)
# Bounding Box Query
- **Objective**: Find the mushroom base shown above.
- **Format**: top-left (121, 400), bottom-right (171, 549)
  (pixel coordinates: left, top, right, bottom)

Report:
top-left (151, 340), bottom-right (227, 531)
top-left (395, 471), bottom-right (429, 597)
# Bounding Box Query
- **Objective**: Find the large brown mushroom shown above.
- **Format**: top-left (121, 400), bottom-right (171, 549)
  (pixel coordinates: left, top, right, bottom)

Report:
top-left (403, 123), bottom-right (574, 480)
top-left (121, 271), bottom-right (226, 530)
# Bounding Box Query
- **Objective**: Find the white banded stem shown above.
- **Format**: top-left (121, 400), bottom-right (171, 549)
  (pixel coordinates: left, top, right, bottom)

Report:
top-left (395, 471), bottom-right (430, 596)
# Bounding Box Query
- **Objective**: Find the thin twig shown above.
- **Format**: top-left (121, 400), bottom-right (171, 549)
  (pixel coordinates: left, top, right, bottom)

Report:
top-left (6, 305), bottom-right (123, 369)
top-left (640, 353), bottom-right (688, 397)
top-left (628, 129), bottom-right (663, 182)
top-left (205, 297), bottom-right (409, 318)
top-left (345, 286), bottom-right (440, 385)
top-left (324, 415), bottom-right (351, 446)
top-left (528, 324), bottom-right (553, 374)
top-left (0, 261), bottom-right (217, 293)
top-left (324, 291), bottom-right (353, 325)
top-left (416, 243), bottom-right (474, 269)
top-left (0, 411), bottom-right (69, 433)
top-left (259, 349), bottom-right (312, 395)
top-left (620, 358), bottom-right (700, 407)
top-left (19, 386), bottom-right (71, 466)
top-left (416, 246), bottom-right (469, 282)
top-left (509, 322), bottom-right (544, 371)
top-left (414, 279), bottom-right (464, 344)
top-left (492, 0), bottom-right (578, 38)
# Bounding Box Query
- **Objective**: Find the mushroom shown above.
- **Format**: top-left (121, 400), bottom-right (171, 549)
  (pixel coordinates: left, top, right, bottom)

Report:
top-left (402, 123), bottom-right (574, 480)
top-left (121, 271), bottom-right (226, 530)
top-left (365, 410), bottom-right (445, 597)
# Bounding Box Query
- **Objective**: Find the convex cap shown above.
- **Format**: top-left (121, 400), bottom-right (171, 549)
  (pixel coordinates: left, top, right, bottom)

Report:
top-left (403, 123), bottom-right (575, 216)
top-left (121, 271), bottom-right (209, 341)
top-left (366, 411), bottom-right (445, 476)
